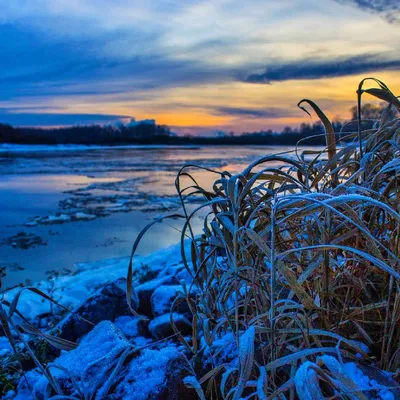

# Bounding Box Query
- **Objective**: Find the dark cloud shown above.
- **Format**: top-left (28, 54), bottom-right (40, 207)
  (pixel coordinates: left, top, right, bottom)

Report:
top-left (0, 23), bottom-right (229, 101)
top-left (244, 54), bottom-right (400, 83)
top-left (212, 106), bottom-right (297, 118)
top-left (0, 110), bottom-right (130, 127)
top-left (336, 0), bottom-right (400, 23)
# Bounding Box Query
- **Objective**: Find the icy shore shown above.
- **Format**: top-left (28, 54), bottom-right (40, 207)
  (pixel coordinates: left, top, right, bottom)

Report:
top-left (1, 243), bottom-right (399, 399)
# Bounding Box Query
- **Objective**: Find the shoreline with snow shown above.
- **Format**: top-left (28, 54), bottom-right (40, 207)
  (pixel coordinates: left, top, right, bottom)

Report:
top-left (3, 242), bottom-right (185, 321)
top-left (2, 241), bottom-right (399, 400)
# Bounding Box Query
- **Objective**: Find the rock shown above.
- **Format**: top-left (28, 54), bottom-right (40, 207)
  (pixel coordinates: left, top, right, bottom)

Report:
top-left (114, 315), bottom-right (150, 338)
top-left (113, 346), bottom-right (197, 400)
top-left (154, 353), bottom-right (198, 400)
top-left (58, 278), bottom-right (138, 342)
top-left (0, 232), bottom-right (47, 249)
top-left (44, 214), bottom-right (71, 224)
top-left (32, 321), bottom-right (130, 399)
top-left (25, 221), bottom-right (38, 227)
top-left (150, 284), bottom-right (193, 319)
top-left (151, 285), bottom-right (183, 317)
top-left (135, 276), bottom-right (175, 317)
top-left (149, 313), bottom-right (191, 340)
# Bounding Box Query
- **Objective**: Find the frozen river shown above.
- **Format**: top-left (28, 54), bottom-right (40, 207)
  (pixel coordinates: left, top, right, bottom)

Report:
top-left (0, 144), bottom-right (319, 288)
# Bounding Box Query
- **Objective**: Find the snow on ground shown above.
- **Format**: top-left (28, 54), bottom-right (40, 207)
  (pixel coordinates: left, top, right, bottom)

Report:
top-left (114, 346), bottom-right (180, 400)
top-left (114, 316), bottom-right (140, 337)
top-left (3, 242), bottom-right (184, 321)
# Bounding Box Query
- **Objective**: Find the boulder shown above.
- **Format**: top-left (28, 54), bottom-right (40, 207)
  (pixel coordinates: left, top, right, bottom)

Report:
top-left (32, 321), bottom-right (130, 399)
top-left (135, 276), bottom-right (175, 318)
top-left (58, 278), bottom-right (137, 342)
top-left (150, 285), bottom-right (182, 317)
top-left (150, 285), bottom-right (193, 319)
top-left (113, 346), bottom-right (197, 400)
top-left (152, 353), bottom-right (198, 400)
top-left (114, 315), bottom-right (150, 338)
top-left (149, 313), bottom-right (191, 340)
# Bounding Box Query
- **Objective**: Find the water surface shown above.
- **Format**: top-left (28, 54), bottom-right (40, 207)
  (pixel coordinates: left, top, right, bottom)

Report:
top-left (0, 145), bottom-right (319, 287)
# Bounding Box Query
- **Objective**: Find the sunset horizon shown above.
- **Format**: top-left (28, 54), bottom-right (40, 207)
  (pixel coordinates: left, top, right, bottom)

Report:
top-left (1, 0), bottom-right (400, 134)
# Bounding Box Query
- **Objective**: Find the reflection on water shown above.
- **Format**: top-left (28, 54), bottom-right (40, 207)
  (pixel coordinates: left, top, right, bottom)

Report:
top-left (0, 145), bottom-right (322, 287)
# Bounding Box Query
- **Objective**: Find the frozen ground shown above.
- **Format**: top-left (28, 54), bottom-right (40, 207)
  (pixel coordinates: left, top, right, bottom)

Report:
top-left (2, 241), bottom-right (398, 399)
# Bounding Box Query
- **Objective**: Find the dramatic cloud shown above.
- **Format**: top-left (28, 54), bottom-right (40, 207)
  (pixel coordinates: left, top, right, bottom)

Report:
top-left (0, 110), bottom-right (130, 127)
top-left (1, 0), bottom-right (400, 130)
top-left (212, 106), bottom-right (299, 118)
top-left (244, 54), bottom-right (400, 83)
top-left (336, 0), bottom-right (400, 23)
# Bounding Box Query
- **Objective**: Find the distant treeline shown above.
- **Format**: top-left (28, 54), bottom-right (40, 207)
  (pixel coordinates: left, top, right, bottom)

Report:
top-left (0, 122), bottom-right (172, 145)
top-left (1, 102), bottom-right (393, 146)
top-left (0, 121), bottom-right (348, 146)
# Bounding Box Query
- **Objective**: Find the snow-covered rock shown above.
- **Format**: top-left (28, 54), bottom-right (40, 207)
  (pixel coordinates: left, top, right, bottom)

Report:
top-left (0, 336), bottom-right (13, 357)
top-left (149, 313), bottom-right (191, 340)
top-left (114, 315), bottom-right (150, 338)
top-left (135, 276), bottom-right (176, 317)
top-left (14, 370), bottom-right (43, 400)
top-left (23, 321), bottom-right (196, 399)
top-left (34, 321), bottom-right (130, 398)
top-left (58, 277), bottom-right (138, 342)
top-left (151, 285), bottom-right (183, 317)
top-left (114, 347), bottom-right (197, 400)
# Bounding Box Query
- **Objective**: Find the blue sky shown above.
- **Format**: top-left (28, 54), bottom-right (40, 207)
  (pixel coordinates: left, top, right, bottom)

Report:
top-left (0, 0), bottom-right (399, 133)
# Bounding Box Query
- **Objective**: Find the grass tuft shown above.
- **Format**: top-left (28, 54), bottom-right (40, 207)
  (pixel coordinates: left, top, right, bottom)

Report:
top-left (131, 77), bottom-right (400, 398)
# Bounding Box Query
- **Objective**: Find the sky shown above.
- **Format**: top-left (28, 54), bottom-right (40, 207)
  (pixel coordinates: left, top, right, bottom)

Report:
top-left (0, 0), bottom-right (400, 135)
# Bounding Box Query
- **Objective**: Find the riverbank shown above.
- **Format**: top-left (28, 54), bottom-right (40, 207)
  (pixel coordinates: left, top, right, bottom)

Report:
top-left (1, 241), bottom-right (398, 399)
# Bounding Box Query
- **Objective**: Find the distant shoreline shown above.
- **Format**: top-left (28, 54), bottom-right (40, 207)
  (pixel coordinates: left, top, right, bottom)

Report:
top-left (0, 141), bottom-right (325, 153)
top-left (0, 143), bottom-right (202, 153)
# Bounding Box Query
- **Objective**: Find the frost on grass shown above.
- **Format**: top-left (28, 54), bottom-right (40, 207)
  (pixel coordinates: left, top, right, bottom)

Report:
top-left (294, 356), bottom-right (396, 400)
top-left (202, 331), bottom-right (238, 366)
top-left (115, 346), bottom-right (180, 400)
top-left (343, 362), bottom-right (395, 400)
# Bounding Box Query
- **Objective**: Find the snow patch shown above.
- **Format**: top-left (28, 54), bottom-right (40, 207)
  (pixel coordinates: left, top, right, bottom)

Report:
top-left (3, 242), bottom-right (183, 321)
top-left (151, 285), bottom-right (182, 316)
top-left (115, 347), bottom-right (180, 400)
top-left (114, 316), bottom-right (139, 337)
